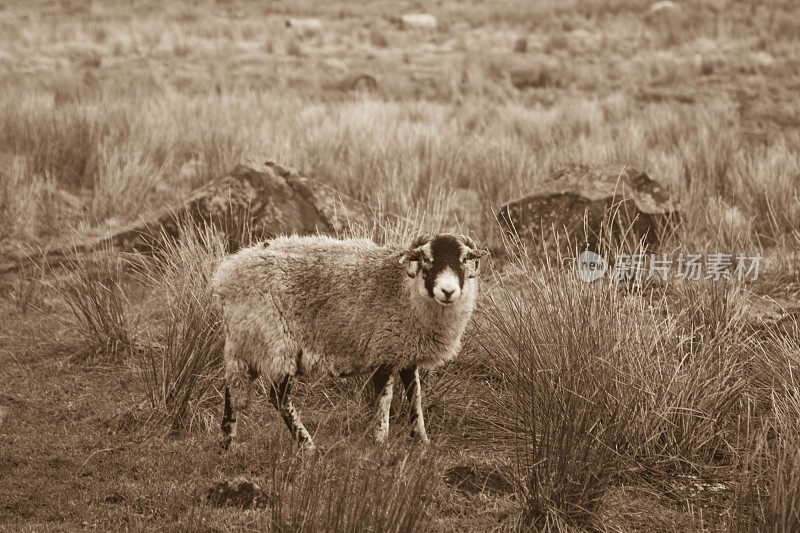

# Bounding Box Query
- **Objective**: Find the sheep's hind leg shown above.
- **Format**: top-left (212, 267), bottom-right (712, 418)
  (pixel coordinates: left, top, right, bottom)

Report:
top-left (221, 358), bottom-right (253, 450)
top-left (268, 375), bottom-right (315, 452)
top-left (400, 366), bottom-right (430, 444)
top-left (371, 366), bottom-right (395, 443)
top-left (221, 385), bottom-right (235, 450)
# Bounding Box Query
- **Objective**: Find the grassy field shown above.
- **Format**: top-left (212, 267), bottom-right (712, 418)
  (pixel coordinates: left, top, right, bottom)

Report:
top-left (2, 0), bottom-right (800, 530)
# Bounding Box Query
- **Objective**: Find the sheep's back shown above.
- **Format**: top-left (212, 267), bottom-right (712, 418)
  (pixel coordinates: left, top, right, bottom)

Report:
top-left (264, 239), bottom-right (404, 360)
top-left (213, 237), bottom-right (407, 363)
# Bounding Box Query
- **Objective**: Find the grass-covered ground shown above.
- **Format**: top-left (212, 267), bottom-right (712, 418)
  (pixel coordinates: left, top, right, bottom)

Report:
top-left (2, 0), bottom-right (800, 530)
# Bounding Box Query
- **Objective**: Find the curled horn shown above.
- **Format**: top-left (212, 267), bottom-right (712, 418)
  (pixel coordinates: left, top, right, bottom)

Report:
top-left (459, 234), bottom-right (478, 249)
top-left (410, 234), bottom-right (432, 249)
top-left (459, 234), bottom-right (490, 264)
top-left (399, 234), bottom-right (431, 267)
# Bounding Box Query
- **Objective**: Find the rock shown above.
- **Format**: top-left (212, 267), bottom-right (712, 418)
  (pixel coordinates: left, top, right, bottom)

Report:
top-left (497, 165), bottom-right (680, 256)
top-left (285, 18), bottom-right (323, 34)
top-left (647, 1), bottom-right (679, 16)
top-left (335, 73), bottom-right (378, 93)
top-left (510, 56), bottom-right (562, 90)
top-left (645, 1), bottom-right (682, 29)
top-left (322, 57), bottom-right (348, 72)
top-left (398, 14), bottom-right (437, 31)
top-left (0, 161), bottom-right (398, 275)
top-left (205, 476), bottom-right (267, 509)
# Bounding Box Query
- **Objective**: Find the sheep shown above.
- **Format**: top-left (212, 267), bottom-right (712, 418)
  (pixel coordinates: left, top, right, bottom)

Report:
top-left (211, 233), bottom-right (489, 451)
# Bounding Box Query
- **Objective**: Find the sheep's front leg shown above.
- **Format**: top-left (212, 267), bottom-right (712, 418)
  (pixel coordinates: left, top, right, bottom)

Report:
top-left (399, 366), bottom-right (430, 444)
top-left (371, 366), bottom-right (395, 443)
top-left (268, 374), bottom-right (315, 451)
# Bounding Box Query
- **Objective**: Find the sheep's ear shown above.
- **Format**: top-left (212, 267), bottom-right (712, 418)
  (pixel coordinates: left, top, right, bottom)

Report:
top-left (399, 247), bottom-right (424, 278)
top-left (463, 239), bottom-right (489, 278)
top-left (401, 237), bottom-right (430, 278)
top-left (460, 235), bottom-right (490, 262)
top-left (459, 234), bottom-right (477, 250)
top-left (466, 255), bottom-right (487, 278)
top-left (405, 259), bottom-right (421, 278)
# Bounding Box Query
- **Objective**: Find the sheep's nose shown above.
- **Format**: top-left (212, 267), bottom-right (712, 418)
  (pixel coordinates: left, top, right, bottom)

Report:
top-left (441, 288), bottom-right (454, 299)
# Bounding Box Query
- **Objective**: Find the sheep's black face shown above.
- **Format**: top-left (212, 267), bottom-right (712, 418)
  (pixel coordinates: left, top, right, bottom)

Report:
top-left (401, 234), bottom-right (489, 306)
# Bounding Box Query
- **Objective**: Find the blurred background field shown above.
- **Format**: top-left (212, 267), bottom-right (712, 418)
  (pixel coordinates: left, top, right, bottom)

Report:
top-left (2, 0), bottom-right (800, 251)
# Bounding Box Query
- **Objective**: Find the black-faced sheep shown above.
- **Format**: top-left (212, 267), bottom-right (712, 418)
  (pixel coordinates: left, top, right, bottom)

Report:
top-left (211, 233), bottom-right (488, 451)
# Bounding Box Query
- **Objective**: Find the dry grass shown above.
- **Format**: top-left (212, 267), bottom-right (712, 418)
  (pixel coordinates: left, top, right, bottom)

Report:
top-left (53, 247), bottom-right (136, 361)
top-left (264, 448), bottom-right (437, 532)
top-left (738, 329), bottom-right (800, 530)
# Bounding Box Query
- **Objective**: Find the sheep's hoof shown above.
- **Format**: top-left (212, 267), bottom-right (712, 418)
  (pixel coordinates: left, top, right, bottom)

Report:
top-left (375, 426), bottom-right (391, 444)
top-left (410, 430), bottom-right (430, 445)
top-left (299, 444), bottom-right (317, 460)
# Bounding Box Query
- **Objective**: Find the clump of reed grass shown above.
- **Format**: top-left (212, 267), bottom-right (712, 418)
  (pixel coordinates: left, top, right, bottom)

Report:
top-left (135, 220), bottom-right (227, 431)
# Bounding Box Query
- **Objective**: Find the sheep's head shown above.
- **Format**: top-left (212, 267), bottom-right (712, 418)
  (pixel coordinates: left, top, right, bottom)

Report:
top-left (400, 234), bottom-right (489, 307)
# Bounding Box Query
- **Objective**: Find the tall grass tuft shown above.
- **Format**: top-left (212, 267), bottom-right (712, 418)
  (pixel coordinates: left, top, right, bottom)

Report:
top-left (265, 448), bottom-right (436, 532)
top-left (54, 247), bottom-right (135, 361)
top-left (136, 220), bottom-right (226, 431)
top-left (741, 329), bottom-right (800, 530)
top-left (479, 250), bottom-right (648, 526)
top-left (768, 389), bottom-right (800, 531)
top-left (630, 279), bottom-right (751, 468)
top-left (477, 234), bottom-right (754, 527)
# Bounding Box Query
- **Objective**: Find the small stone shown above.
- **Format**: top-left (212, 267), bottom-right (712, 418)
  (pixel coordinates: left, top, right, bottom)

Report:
top-left (205, 476), bottom-right (268, 509)
top-left (647, 0), bottom-right (678, 15)
top-left (399, 14), bottom-right (437, 31)
top-left (285, 18), bottom-right (323, 33)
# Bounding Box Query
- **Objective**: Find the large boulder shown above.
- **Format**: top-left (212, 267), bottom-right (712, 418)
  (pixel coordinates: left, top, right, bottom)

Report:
top-left (497, 165), bottom-right (680, 256)
top-left (0, 161), bottom-right (395, 275)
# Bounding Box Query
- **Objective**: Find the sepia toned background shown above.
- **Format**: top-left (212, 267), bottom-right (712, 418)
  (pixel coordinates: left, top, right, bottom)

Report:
top-left (1, 1), bottom-right (799, 530)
